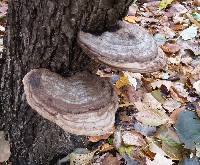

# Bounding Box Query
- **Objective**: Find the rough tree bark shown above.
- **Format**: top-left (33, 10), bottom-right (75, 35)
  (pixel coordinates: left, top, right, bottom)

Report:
top-left (0, 0), bottom-right (132, 164)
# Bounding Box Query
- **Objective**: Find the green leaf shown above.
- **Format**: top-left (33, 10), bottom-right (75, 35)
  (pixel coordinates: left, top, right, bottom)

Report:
top-left (151, 90), bottom-right (166, 104)
top-left (175, 111), bottom-right (200, 150)
top-left (159, 0), bottom-right (174, 10)
top-left (108, 137), bottom-right (113, 145)
top-left (156, 126), bottom-right (184, 160)
top-left (192, 12), bottom-right (200, 22)
top-left (118, 146), bottom-right (133, 157)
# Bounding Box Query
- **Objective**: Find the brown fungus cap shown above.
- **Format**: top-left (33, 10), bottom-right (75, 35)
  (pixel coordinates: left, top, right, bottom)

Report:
top-left (23, 69), bottom-right (118, 136)
top-left (78, 21), bottom-right (166, 73)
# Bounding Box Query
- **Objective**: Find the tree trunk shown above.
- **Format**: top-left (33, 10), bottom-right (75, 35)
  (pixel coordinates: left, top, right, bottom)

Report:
top-left (0, 0), bottom-right (132, 164)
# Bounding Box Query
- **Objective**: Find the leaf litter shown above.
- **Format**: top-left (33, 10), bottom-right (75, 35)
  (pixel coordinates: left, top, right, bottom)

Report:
top-left (1, 0), bottom-right (200, 164)
top-left (82, 0), bottom-right (200, 164)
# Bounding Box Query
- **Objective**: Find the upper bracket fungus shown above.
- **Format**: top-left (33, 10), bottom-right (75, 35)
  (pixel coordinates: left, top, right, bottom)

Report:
top-left (23, 22), bottom-right (167, 136)
top-left (23, 69), bottom-right (118, 136)
top-left (78, 21), bottom-right (166, 73)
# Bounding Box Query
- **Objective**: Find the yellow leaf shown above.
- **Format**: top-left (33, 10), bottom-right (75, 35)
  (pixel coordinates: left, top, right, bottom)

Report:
top-left (159, 0), bottom-right (174, 10)
top-left (115, 74), bottom-right (129, 89)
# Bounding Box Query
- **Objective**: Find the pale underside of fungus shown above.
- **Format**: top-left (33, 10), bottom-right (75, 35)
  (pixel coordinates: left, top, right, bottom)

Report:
top-left (78, 21), bottom-right (166, 73)
top-left (23, 69), bottom-right (118, 136)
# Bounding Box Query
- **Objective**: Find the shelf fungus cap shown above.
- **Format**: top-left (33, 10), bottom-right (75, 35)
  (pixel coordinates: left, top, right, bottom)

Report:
top-left (23, 69), bottom-right (118, 136)
top-left (78, 21), bottom-right (166, 73)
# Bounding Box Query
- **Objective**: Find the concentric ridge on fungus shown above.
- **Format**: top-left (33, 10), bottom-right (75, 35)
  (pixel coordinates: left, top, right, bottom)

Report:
top-left (78, 21), bottom-right (166, 73)
top-left (23, 69), bottom-right (118, 136)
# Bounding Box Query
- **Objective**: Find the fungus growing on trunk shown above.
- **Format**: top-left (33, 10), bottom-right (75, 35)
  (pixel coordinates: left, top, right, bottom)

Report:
top-left (23, 69), bottom-right (118, 136)
top-left (78, 21), bottom-right (166, 73)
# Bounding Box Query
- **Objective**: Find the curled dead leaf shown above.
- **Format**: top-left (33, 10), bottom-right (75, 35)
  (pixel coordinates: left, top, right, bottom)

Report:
top-left (122, 131), bottom-right (146, 146)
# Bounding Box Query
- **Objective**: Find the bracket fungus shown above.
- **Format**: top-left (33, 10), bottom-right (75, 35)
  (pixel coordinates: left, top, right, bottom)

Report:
top-left (78, 21), bottom-right (166, 73)
top-left (23, 69), bottom-right (118, 136)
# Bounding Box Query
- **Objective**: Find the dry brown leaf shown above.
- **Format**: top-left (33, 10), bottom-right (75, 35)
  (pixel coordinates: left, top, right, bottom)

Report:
top-left (161, 43), bottom-right (180, 54)
top-left (88, 132), bottom-right (113, 142)
top-left (0, 132), bottom-right (10, 162)
top-left (146, 139), bottom-right (173, 165)
top-left (122, 131), bottom-right (146, 146)
top-left (100, 143), bottom-right (114, 153)
top-left (163, 99), bottom-right (182, 112)
top-left (101, 154), bottom-right (122, 165)
top-left (170, 85), bottom-right (188, 103)
top-left (134, 93), bottom-right (169, 126)
top-left (124, 16), bottom-right (140, 23)
top-left (151, 80), bottom-right (172, 91)
top-left (171, 24), bottom-right (185, 31)
top-left (169, 107), bottom-right (184, 124)
top-left (125, 86), bottom-right (143, 103)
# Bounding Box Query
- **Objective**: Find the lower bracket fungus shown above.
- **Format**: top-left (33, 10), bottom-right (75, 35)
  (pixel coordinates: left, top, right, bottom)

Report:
top-left (23, 69), bottom-right (118, 136)
top-left (78, 21), bottom-right (166, 73)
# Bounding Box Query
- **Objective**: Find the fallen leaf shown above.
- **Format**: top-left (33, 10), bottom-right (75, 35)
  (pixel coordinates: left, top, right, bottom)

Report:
top-left (0, 25), bottom-right (5, 32)
top-left (101, 154), bottom-right (121, 165)
top-left (125, 86), bottom-right (143, 102)
top-left (154, 33), bottom-right (167, 46)
top-left (169, 107), bottom-right (184, 124)
top-left (151, 90), bottom-right (166, 104)
top-left (122, 154), bottom-right (142, 165)
top-left (88, 132), bottom-right (112, 142)
top-left (159, 26), bottom-right (176, 39)
top-left (166, 3), bottom-right (188, 16)
top-left (175, 110), bottom-right (200, 149)
top-left (124, 16), bottom-right (140, 23)
top-left (161, 43), bottom-right (180, 54)
top-left (177, 38), bottom-right (200, 56)
top-left (58, 148), bottom-right (97, 165)
top-left (195, 143), bottom-right (200, 158)
top-left (155, 126), bottom-right (183, 160)
top-left (194, 0), bottom-right (200, 6)
top-left (170, 82), bottom-right (189, 103)
top-left (134, 93), bottom-right (169, 126)
top-left (115, 74), bottom-right (129, 89)
top-left (192, 12), bottom-right (200, 22)
top-left (151, 80), bottom-right (172, 91)
top-left (0, 131), bottom-right (10, 163)
top-left (146, 139), bottom-right (173, 165)
top-left (118, 146), bottom-right (134, 157)
top-left (171, 24), bottom-right (185, 31)
top-left (182, 158), bottom-right (200, 165)
top-left (163, 98), bottom-right (181, 112)
top-left (100, 143), bottom-right (114, 152)
top-left (135, 109), bottom-right (169, 127)
top-left (114, 128), bottom-right (122, 149)
top-left (168, 55), bottom-right (182, 64)
top-left (193, 80), bottom-right (200, 95)
top-left (134, 121), bottom-right (157, 136)
top-left (122, 131), bottom-right (146, 146)
top-left (0, 3), bottom-right (8, 18)
top-left (180, 26), bottom-right (198, 40)
top-left (159, 0), bottom-right (174, 10)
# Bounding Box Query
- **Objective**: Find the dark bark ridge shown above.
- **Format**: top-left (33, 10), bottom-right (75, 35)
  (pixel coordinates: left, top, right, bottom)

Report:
top-left (0, 0), bottom-right (132, 164)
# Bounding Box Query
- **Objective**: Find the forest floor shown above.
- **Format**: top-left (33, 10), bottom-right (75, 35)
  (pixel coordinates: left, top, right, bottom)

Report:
top-left (0, 0), bottom-right (200, 164)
